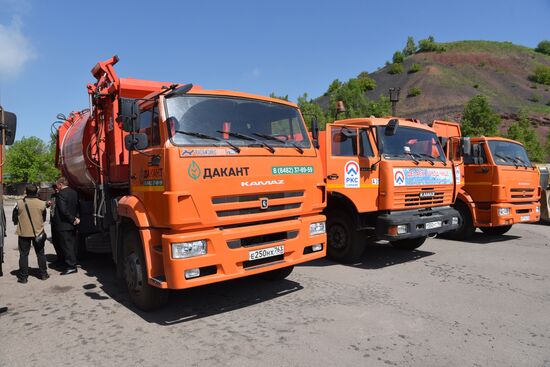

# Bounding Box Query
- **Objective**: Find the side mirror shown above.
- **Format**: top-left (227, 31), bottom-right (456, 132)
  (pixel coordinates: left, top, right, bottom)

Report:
top-left (385, 119), bottom-right (399, 136)
top-left (165, 83), bottom-right (193, 98)
top-left (461, 137), bottom-right (471, 156)
top-left (311, 116), bottom-right (319, 149)
top-left (118, 98), bottom-right (139, 132)
top-left (2, 111), bottom-right (17, 146)
top-left (124, 133), bottom-right (148, 151)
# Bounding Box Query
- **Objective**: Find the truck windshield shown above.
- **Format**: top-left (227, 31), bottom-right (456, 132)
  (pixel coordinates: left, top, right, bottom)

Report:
top-left (378, 126), bottom-right (445, 162)
top-left (488, 140), bottom-right (531, 167)
top-left (165, 95), bottom-right (311, 149)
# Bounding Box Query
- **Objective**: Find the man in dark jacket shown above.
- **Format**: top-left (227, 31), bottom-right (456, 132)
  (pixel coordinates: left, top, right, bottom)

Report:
top-left (52, 177), bottom-right (80, 275)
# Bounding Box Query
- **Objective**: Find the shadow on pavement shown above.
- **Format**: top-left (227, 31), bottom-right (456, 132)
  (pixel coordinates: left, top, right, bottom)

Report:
top-left (79, 254), bottom-right (303, 325)
top-left (446, 233), bottom-right (521, 244)
top-left (299, 242), bottom-right (435, 270)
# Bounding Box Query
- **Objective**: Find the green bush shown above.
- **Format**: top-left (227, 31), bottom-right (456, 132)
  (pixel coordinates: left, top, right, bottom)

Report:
top-left (473, 83), bottom-right (479, 89)
top-left (388, 63), bottom-right (403, 75)
top-left (392, 51), bottom-right (405, 64)
top-left (403, 36), bottom-right (417, 56)
top-left (528, 94), bottom-right (540, 103)
top-left (530, 65), bottom-right (550, 85)
top-left (407, 87), bottom-right (422, 97)
top-left (535, 40), bottom-right (550, 56)
top-left (408, 63), bottom-right (422, 73)
top-left (506, 110), bottom-right (545, 162)
top-left (418, 36), bottom-right (446, 53)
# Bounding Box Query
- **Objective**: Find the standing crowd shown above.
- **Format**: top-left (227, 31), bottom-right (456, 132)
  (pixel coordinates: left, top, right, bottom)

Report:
top-left (12, 177), bottom-right (80, 283)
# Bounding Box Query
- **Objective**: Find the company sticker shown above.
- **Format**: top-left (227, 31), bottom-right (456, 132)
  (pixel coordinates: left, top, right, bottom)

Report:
top-left (454, 166), bottom-right (461, 184)
top-left (272, 166), bottom-right (314, 175)
top-left (393, 168), bottom-right (453, 186)
top-left (188, 161), bottom-right (201, 180)
top-left (181, 149), bottom-right (237, 156)
top-left (344, 160), bottom-right (360, 188)
top-left (187, 161), bottom-right (250, 180)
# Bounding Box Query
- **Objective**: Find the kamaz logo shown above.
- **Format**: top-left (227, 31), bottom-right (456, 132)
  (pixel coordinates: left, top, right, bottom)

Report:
top-left (241, 180), bottom-right (285, 187)
top-left (419, 192), bottom-right (436, 198)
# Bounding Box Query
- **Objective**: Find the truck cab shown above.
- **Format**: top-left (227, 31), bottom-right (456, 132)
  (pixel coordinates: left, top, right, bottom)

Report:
top-left (319, 117), bottom-right (460, 262)
top-left (432, 120), bottom-right (541, 239)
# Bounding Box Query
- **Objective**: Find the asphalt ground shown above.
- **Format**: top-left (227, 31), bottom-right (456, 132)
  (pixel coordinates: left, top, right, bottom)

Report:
top-left (1, 200), bottom-right (549, 367)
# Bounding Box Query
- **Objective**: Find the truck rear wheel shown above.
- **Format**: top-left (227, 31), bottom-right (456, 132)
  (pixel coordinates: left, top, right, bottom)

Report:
top-left (259, 266), bottom-right (294, 281)
top-left (326, 210), bottom-right (365, 263)
top-left (390, 236), bottom-right (426, 250)
top-left (123, 228), bottom-right (169, 311)
top-left (443, 201), bottom-right (475, 240)
top-left (480, 225), bottom-right (512, 236)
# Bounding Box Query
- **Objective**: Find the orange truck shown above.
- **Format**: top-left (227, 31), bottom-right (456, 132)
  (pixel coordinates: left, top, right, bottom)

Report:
top-left (55, 56), bottom-right (327, 310)
top-left (316, 117), bottom-right (463, 262)
top-left (432, 120), bottom-right (541, 239)
top-left (0, 106), bottom-right (16, 276)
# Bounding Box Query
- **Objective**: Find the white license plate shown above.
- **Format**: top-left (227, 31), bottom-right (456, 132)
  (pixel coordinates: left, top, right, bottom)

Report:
top-left (520, 215), bottom-right (530, 222)
top-left (249, 245), bottom-right (284, 261)
top-left (425, 221), bottom-right (442, 230)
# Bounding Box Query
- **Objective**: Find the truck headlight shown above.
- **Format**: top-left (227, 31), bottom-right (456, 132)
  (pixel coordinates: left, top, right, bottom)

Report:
top-left (498, 208), bottom-right (510, 216)
top-left (536, 206), bottom-right (540, 213)
top-left (172, 240), bottom-right (207, 259)
top-left (397, 225), bottom-right (408, 234)
top-left (310, 221), bottom-right (326, 236)
top-left (451, 217), bottom-right (459, 225)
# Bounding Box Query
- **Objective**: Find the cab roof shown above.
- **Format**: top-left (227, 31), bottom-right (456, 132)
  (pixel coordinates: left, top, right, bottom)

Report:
top-left (331, 117), bottom-right (435, 132)
top-left (471, 136), bottom-right (525, 145)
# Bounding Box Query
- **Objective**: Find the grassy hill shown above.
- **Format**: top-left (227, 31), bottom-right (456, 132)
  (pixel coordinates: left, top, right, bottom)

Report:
top-left (316, 40), bottom-right (550, 137)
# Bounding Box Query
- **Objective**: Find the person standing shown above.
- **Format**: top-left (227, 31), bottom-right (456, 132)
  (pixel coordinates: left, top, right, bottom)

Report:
top-left (12, 184), bottom-right (49, 283)
top-left (52, 177), bottom-right (80, 275)
top-left (48, 185), bottom-right (65, 267)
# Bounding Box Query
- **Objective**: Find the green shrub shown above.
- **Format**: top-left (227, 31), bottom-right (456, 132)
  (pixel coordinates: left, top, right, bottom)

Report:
top-left (392, 51), bottom-right (405, 64)
top-left (407, 87), bottom-right (422, 97)
top-left (530, 65), bottom-right (550, 85)
top-left (535, 40), bottom-right (550, 56)
top-left (408, 63), bottom-right (422, 73)
top-left (388, 63), bottom-right (403, 75)
top-left (461, 95), bottom-right (500, 136)
top-left (418, 36), bottom-right (446, 53)
top-left (473, 83), bottom-right (479, 89)
top-left (403, 36), bottom-right (417, 56)
top-left (528, 94), bottom-right (540, 103)
top-left (547, 100), bottom-right (550, 106)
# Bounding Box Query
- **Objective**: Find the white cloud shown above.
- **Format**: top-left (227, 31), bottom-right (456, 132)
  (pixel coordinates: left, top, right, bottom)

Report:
top-left (0, 13), bottom-right (35, 79)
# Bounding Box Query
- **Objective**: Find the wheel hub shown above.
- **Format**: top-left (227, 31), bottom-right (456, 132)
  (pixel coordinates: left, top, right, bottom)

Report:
top-left (329, 224), bottom-right (347, 250)
top-left (124, 253), bottom-right (143, 291)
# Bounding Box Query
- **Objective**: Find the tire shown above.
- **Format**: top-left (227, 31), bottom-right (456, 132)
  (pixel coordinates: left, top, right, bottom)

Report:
top-left (259, 266), bottom-right (294, 281)
top-left (442, 201), bottom-right (476, 240)
top-left (480, 225), bottom-right (512, 236)
top-left (123, 227), bottom-right (169, 311)
top-left (326, 210), bottom-right (365, 263)
top-left (390, 236), bottom-right (427, 250)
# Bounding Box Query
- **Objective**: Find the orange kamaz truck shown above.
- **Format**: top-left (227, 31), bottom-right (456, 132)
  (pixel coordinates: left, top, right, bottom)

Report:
top-left (432, 120), bottom-right (541, 239)
top-left (0, 106), bottom-right (17, 277)
top-left (316, 117), bottom-right (462, 262)
top-left (55, 56), bottom-right (327, 310)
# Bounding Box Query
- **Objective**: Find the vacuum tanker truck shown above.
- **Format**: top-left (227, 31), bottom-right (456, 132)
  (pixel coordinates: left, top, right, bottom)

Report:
top-left (55, 56), bottom-right (327, 310)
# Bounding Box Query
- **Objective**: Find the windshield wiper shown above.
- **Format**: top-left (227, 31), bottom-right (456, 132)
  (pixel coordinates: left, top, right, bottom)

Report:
top-left (175, 130), bottom-right (240, 153)
top-left (216, 130), bottom-right (275, 153)
top-left (495, 153), bottom-right (518, 168)
top-left (513, 156), bottom-right (529, 168)
top-left (404, 153), bottom-right (420, 165)
top-left (252, 133), bottom-right (304, 154)
top-left (412, 153), bottom-right (436, 166)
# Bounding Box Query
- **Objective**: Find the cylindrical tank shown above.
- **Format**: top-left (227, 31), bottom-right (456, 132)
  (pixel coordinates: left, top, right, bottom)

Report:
top-left (58, 110), bottom-right (99, 193)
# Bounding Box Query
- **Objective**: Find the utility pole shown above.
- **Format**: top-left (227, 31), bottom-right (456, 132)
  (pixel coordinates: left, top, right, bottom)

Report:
top-left (389, 88), bottom-right (400, 116)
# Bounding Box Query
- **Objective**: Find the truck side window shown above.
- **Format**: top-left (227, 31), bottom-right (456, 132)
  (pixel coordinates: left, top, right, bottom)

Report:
top-left (138, 106), bottom-right (160, 146)
top-left (331, 127), bottom-right (357, 156)
top-left (359, 129), bottom-right (374, 157)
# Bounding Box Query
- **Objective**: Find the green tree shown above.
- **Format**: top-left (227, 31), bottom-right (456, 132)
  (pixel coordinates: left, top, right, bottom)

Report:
top-left (403, 36), bottom-right (417, 56)
top-left (461, 95), bottom-right (500, 137)
top-left (392, 51), bottom-right (405, 64)
top-left (4, 136), bottom-right (59, 183)
top-left (506, 110), bottom-right (545, 162)
top-left (418, 35), bottom-right (446, 52)
top-left (356, 73), bottom-right (377, 92)
top-left (535, 40), bottom-right (550, 56)
top-left (388, 63), bottom-right (403, 74)
top-left (365, 96), bottom-right (391, 117)
top-left (325, 79), bottom-right (342, 95)
top-left (268, 92), bottom-right (288, 101)
top-left (297, 93), bottom-right (326, 130)
top-left (328, 79), bottom-right (369, 119)
top-left (530, 65), bottom-right (550, 85)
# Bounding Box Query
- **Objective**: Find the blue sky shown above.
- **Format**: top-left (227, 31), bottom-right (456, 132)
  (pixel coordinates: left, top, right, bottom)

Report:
top-left (0, 0), bottom-right (549, 142)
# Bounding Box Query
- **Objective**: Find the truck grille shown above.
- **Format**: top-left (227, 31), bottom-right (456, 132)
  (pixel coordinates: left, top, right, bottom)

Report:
top-left (510, 188), bottom-right (535, 199)
top-left (393, 187), bottom-right (452, 209)
top-left (212, 191), bottom-right (304, 218)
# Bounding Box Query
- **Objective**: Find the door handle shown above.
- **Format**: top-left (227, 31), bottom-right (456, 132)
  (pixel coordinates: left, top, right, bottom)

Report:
top-left (327, 174), bottom-right (339, 180)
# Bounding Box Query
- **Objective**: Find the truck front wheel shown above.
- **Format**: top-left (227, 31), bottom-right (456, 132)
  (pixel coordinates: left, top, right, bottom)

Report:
top-left (442, 201), bottom-right (476, 240)
top-left (390, 236), bottom-right (426, 250)
top-left (326, 210), bottom-right (365, 263)
top-left (123, 228), bottom-right (169, 311)
top-left (480, 225), bottom-right (512, 236)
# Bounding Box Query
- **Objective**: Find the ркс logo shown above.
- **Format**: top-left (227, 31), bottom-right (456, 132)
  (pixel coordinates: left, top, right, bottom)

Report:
top-left (188, 160), bottom-right (201, 180)
top-left (344, 160), bottom-right (360, 188)
top-left (394, 169), bottom-right (405, 186)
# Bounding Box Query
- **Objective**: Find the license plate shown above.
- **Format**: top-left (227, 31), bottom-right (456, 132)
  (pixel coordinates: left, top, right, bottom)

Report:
top-left (520, 215), bottom-right (530, 222)
top-left (425, 221), bottom-right (442, 230)
top-left (249, 245), bottom-right (284, 261)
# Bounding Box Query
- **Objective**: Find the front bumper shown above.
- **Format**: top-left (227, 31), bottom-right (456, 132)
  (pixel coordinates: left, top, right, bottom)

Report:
top-left (155, 214), bottom-right (326, 289)
top-left (482, 202), bottom-right (540, 227)
top-left (376, 206), bottom-right (460, 241)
